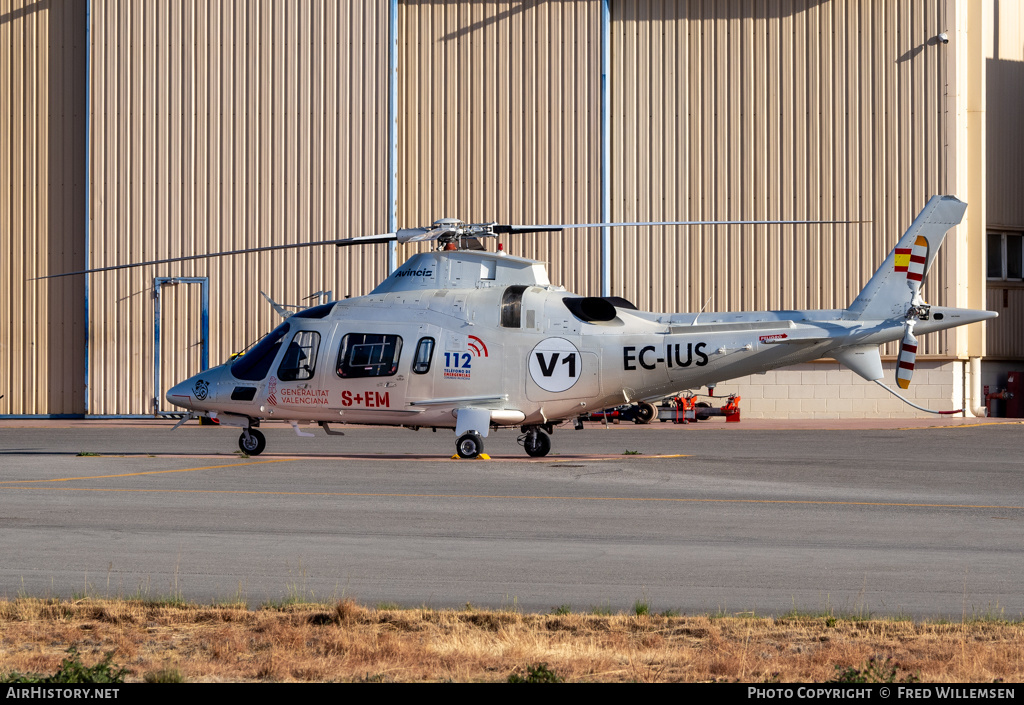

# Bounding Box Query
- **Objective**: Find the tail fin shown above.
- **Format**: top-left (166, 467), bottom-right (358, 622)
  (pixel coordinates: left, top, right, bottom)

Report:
top-left (845, 195), bottom-right (967, 320)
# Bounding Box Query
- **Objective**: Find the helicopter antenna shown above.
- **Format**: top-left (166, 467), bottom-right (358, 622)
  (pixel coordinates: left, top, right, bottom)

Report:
top-left (261, 291), bottom-right (297, 319)
top-left (691, 296), bottom-right (714, 326)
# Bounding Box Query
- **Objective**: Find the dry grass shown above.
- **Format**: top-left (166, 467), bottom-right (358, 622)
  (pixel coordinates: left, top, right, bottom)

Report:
top-left (0, 598), bottom-right (1021, 682)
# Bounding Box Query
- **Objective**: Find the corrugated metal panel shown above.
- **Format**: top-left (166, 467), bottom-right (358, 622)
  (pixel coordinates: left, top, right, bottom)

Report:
top-left (610, 0), bottom-right (952, 356)
top-left (88, 0), bottom-right (389, 414)
top-left (396, 0), bottom-right (602, 293)
top-left (987, 0), bottom-right (1024, 230)
top-left (987, 285), bottom-right (1024, 358)
top-left (8, 0), bottom-right (1001, 415)
top-left (985, 0), bottom-right (1024, 362)
top-left (0, 0), bottom-right (87, 415)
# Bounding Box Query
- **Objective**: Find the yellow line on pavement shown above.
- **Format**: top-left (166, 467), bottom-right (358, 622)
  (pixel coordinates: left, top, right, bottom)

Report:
top-left (0, 459), bottom-right (293, 484)
top-left (0, 454), bottom-right (681, 487)
top-left (895, 421), bottom-right (1024, 431)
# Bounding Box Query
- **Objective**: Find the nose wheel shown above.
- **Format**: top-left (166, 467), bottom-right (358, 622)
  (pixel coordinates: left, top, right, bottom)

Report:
top-left (239, 428), bottom-right (266, 456)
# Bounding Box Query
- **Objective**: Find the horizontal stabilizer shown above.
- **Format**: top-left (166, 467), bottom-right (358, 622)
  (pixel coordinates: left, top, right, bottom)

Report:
top-left (833, 346), bottom-right (884, 381)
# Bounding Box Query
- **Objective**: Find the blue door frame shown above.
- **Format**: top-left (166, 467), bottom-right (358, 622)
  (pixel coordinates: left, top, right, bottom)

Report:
top-left (153, 277), bottom-right (210, 416)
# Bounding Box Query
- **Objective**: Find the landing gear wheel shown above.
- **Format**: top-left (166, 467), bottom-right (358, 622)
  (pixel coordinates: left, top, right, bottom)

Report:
top-left (695, 401), bottom-right (712, 421)
top-left (524, 430), bottom-right (551, 458)
top-left (456, 432), bottom-right (484, 459)
top-left (634, 402), bottom-right (657, 424)
top-left (238, 428), bottom-right (266, 456)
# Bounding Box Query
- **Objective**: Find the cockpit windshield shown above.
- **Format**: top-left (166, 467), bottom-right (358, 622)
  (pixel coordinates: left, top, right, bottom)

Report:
top-left (230, 322), bottom-right (291, 381)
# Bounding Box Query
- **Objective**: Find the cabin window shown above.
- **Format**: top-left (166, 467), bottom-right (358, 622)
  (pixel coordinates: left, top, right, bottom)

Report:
top-left (337, 333), bottom-right (403, 378)
top-left (278, 331), bottom-right (321, 381)
top-left (501, 285), bottom-right (527, 327)
top-left (231, 322), bottom-right (290, 381)
top-left (412, 337), bottom-right (435, 374)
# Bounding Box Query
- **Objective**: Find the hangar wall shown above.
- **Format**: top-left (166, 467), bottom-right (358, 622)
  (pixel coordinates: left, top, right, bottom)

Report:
top-left (984, 0), bottom-right (1024, 360)
top-left (610, 0), bottom-right (959, 356)
top-left (85, 1), bottom-right (390, 414)
top-left (0, 0), bottom-right (87, 415)
top-left (395, 0), bottom-right (975, 354)
top-left (986, 0), bottom-right (1024, 232)
top-left (393, 0), bottom-right (985, 417)
top-left (0, 0), bottom-right (1010, 417)
top-left (396, 0), bottom-right (603, 294)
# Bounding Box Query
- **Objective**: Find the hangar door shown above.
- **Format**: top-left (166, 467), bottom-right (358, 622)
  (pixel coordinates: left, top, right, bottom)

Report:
top-left (153, 277), bottom-right (209, 416)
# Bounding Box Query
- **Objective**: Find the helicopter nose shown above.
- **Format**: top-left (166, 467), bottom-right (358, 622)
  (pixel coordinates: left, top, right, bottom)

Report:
top-left (166, 376), bottom-right (205, 410)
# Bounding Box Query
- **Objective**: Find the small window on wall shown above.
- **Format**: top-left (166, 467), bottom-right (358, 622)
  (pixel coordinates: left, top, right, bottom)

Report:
top-left (412, 337), bottom-right (435, 374)
top-left (278, 331), bottom-right (321, 381)
top-left (988, 232), bottom-right (1023, 280)
top-left (337, 334), bottom-right (403, 378)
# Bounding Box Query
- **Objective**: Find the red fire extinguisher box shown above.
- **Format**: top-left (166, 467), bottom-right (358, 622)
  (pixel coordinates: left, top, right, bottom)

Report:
top-left (1007, 372), bottom-right (1024, 418)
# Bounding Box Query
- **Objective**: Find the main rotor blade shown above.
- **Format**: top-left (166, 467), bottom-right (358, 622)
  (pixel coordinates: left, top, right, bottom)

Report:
top-left (395, 227), bottom-right (437, 243)
top-left (35, 234), bottom-right (398, 279)
top-left (34, 217), bottom-right (866, 280)
top-left (333, 232), bottom-right (402, 246)
top-left (498, 219), bottom-right (866, 233)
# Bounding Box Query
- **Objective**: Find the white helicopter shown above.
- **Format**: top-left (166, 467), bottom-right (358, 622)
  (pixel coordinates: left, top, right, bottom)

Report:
top-left (55, 195), bottom-right (996, 458)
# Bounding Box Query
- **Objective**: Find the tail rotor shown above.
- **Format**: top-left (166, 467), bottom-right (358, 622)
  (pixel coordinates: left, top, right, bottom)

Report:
top-left (895, 321), bottom-right (918, 390)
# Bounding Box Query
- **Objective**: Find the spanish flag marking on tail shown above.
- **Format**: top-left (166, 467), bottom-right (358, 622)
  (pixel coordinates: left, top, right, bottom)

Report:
top-left (894, 248), bottom-right (912, 272)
